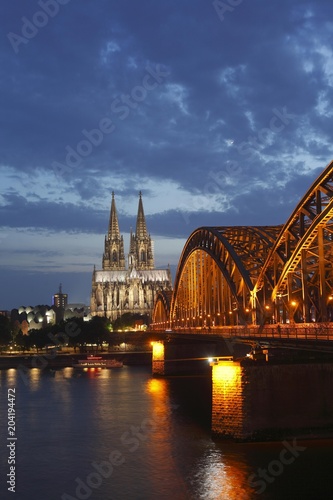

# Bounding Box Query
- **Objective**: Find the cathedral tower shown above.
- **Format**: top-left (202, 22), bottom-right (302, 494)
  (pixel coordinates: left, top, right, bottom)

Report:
top-left (91, 191), bottom-right (172, 322)
top-left (102, 192), bottom-right (125, 270)
top-left (133, 191), bottom-right (154, 270)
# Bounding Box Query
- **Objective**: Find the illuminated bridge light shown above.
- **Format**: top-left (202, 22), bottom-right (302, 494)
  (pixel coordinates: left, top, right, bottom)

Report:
top-left (151, 341), bottom-right (164, 361)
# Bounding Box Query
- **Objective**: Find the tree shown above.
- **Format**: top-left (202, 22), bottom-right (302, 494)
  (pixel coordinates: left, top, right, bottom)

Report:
top-left (15, 331), bottom-right (30, 352)
top-left (112, 312), bottom-right (149, 331)
top-left (0, 315), bottom-right (12, 347)
top-left (28, 328), bottom-right (49, 352)
top-left (81, 316), bottom-right (111, 349)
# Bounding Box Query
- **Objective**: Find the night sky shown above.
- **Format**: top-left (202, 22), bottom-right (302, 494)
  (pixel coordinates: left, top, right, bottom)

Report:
top-left (1, 0), bottom-right (333, 310)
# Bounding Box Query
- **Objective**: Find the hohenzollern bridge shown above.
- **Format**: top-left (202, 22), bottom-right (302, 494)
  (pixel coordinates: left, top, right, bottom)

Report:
top-left (152, 160), bottom-right (333, 335)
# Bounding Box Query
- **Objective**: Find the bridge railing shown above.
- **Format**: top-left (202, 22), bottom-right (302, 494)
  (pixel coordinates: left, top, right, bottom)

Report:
top-left (153, 323), bottom-right (333, 341)
top-left (222, 324), bottom-right (333, 341)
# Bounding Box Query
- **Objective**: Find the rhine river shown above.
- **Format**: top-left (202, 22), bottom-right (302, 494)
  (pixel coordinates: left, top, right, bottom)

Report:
top-left (1, 365), bottom-right (333, 499)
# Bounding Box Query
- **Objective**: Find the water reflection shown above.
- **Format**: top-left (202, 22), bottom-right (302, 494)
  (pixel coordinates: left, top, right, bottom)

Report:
top-left (57, 367), bottom-right (73, 379)
top-left (5, 368), bottom-right (17, 386)
top-left (29, 368), bottom-right (41, 391)
top-left (146, 377), bottom-right (171, 427)
top-left (189, 446), bottom-right (252, 499)
top-left (165, 373), bottom-right (253, 499)
top-left (1, 367), bottom-right (329, 499)
top-left (144, 376), bottom-right (192, 498)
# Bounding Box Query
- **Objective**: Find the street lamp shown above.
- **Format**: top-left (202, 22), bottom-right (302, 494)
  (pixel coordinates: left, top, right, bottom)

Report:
top-left (290, 300), bottom-right (297, 323)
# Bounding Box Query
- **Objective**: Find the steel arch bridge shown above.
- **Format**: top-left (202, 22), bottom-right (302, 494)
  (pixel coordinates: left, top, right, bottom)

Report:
top-left (152, 160), bottom-right (333, 330)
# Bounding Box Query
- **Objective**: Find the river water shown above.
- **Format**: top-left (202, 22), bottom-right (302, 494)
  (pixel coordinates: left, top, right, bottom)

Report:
top-left (0, 366), bottom-right (332, 500)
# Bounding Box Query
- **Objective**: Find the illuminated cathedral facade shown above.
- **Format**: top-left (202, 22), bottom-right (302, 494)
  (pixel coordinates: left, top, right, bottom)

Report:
top-left (90, 192), bottom-right (172, 322)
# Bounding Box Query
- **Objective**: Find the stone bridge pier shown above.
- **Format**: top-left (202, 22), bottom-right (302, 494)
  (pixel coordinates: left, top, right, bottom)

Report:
top-left (211, 358), bottom-right (333, 441)
top-left (151, 338), bottom-right (236, 376)
top-left (152, 341), bottom-right (333, 441)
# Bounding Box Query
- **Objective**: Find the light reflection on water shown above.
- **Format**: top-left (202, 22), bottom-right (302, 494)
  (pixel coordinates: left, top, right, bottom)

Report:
top-left (189, 447), bottom-right (251, 500)
top-left (0, 367), bottom-right (332, 500)
top-left (4, 367), bottom-right (17, 386)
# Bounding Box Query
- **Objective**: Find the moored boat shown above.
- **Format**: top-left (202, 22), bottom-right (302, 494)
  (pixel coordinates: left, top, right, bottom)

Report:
top-left (73, 355), bottom-right (123, 369)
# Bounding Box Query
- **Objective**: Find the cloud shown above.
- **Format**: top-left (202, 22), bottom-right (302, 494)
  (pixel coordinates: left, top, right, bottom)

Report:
top-left (1, 0), bottom-right (333, 308)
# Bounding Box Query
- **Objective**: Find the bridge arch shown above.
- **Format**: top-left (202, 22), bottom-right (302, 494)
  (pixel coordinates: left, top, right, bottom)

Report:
top-left (152, 290), bottom-right (173, 330)
top-left (255, 159), bottom-right (333, 323)
top-left (151, 160), bottom-right (333, 330)
top-left (170, 226), bottom-right (279, 328)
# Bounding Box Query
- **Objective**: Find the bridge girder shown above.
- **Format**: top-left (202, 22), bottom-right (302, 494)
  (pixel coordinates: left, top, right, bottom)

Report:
top-left (255, 159), bottom-right (333, 323)
top-left (152, 290), bottom-right (173, 329)
top-left (151, 160), bottom-right (333, 329)
top-left (169, 226), bottom-right (279, 328)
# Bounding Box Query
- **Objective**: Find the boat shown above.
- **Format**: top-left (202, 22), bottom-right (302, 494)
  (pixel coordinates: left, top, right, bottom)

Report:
top-left (73, 355), bottom-right (123, 369)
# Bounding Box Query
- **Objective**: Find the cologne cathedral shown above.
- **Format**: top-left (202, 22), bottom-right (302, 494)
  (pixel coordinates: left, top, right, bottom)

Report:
top-left (90, 192), bottom-right (172, 322)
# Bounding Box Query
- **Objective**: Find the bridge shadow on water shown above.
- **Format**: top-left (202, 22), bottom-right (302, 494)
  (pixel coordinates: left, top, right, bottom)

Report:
top-left (166, 374), bottom-right (213, 430)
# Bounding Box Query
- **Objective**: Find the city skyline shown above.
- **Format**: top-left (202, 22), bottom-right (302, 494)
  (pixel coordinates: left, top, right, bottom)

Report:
top-left (1, 1), bottom-right (333, 309)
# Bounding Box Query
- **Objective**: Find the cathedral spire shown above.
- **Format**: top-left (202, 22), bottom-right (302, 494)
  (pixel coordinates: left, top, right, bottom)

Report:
top-left (133, 192), bottom-right (154, 270)
top-left (135, 191), bottom-right (149, 240)
top-left (103, 192), bottom-right (125, 270)
top-left (108, 191), bottom-right (121, 240)
top-left (128, 226), bottom-right (136, 269)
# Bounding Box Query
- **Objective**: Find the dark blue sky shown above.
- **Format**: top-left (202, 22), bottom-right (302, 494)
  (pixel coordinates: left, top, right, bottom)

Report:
top-left (1, 0), bottom-right (333, 309)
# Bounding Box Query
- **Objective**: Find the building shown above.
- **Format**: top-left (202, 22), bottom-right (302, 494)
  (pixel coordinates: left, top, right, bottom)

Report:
top-left (90, 192), bottom-right (172, 322)
top-left (11, 305), bottom-right (56, 332)
top-left (52, 283), bottom-right (68, 309)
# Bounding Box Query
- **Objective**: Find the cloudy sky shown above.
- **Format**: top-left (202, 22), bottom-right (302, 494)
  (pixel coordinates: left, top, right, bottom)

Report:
top-left (1, 0), bottom-right (333, 309)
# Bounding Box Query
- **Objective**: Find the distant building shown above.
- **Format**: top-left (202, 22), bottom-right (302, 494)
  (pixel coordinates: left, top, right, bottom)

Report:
top-left (64, 304), bottom-right (91, 321)
top-left (91, 192), bottom-right (172, 322)
top-left (52, 284), bottom-right (68, 309)
top-left (11, 305), bottom-right (56, 331)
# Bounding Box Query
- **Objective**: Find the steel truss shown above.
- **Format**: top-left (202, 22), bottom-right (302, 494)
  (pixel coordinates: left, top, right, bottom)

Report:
top-left (255, 159), bottom-right (333, 323)
top-left (152, 160), bottom-right (333, 328)
top-left (152, 290), bottom-right (173, 329)
top-left (170, 226), bottom-right (280, 327)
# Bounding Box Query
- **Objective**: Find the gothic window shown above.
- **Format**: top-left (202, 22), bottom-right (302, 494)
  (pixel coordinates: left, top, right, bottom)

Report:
top-left (133, 285), bottom-right (138, 304)
top-left (141, 250), bottom-right (146, 262)
top-left (96, 286), bottom-right (102, 306)
top-left (113, 250), bottom-right (117, 262)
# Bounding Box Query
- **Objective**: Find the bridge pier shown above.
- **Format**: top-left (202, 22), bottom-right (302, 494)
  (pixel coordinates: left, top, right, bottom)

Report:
top-left (211, 358), bottom-right (333, 441)
top-left (151, 338), bottom-right (230, 376)
top-left (151, 341), bottom-right (165, 376)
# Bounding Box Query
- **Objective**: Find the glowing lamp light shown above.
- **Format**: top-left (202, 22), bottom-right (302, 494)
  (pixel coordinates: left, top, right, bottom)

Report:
top-left (151, 341), bottom-right (164, 360)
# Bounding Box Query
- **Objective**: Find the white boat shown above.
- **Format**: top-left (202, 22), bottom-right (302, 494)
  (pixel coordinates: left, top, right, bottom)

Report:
top-left (73, 355), bottom-right (123, 369)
